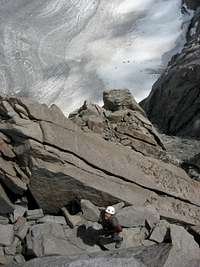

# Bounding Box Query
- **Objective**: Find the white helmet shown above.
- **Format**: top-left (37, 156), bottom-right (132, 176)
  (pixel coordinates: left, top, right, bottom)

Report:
top-left (105, 206), bottom-right (115, 215)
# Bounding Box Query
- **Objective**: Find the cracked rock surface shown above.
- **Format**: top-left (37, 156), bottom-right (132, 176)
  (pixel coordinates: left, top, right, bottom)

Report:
top-left (0, 90), bottom-right (200, 266)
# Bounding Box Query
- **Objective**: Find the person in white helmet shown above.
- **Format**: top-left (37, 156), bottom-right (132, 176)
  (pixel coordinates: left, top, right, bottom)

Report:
top-left (98, 206), bottom-right (123, 248)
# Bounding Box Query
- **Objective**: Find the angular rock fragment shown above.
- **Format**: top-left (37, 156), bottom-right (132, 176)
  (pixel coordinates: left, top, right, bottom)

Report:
top-left (116, 206), bottom-right (160, 228)
top-left (4, 237), bottom-right (20, 256)
top-left (0, 224), bottom-right (14, 246)
top-left (0, 157), bottom-right (27, 194)
top-left (14, 217), bottom-right (29, 241)
top-left (121, 227), bottom-right (148, 248)
top-left (13, 205), bottom-right (27, 222)
top-left (0, 138), bottom-right (15, 159)
top-left (61, 207), bottom-right (82, 228)
top-left (149, 220), bottom-right (170, 243)
top-left (0, 117), bottom-right (43, 142)
top-left (26, 209), bottom-right (44, 221)
top-left (163, 224), bottom-right (200, 267)
top-left (0, 215), bottom-right (9, 225)
top-left (81, 199), bottom-right (100, 222)
top-left (26, 223), bottom-right (83, 257)
top-left (37, 215), bottom-right (67, 225)
top-left (14, 254), bottom-right (26, 264)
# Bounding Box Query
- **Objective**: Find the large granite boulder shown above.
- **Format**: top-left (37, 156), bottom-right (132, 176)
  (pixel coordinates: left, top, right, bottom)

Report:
top-left (163, 224), bottom-right (200, 267)
top-left (103, 89), bottom-right (144, 114)
top-left (142, 7), bottom-right (200, 139)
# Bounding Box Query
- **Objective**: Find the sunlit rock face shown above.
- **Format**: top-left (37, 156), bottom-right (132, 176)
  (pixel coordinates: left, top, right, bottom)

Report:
top-left (0, 0), bottom-right (191, 114)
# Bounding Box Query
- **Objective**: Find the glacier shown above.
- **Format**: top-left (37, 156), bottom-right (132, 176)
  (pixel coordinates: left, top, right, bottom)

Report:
top-left (0, 0), bottom-right (192, 114)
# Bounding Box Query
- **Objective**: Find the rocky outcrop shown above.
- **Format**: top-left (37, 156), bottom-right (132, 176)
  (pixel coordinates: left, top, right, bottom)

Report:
top-left (142, 6), bottom-right (200, 139)
top-left (69, 89), bottom-right (165, 159)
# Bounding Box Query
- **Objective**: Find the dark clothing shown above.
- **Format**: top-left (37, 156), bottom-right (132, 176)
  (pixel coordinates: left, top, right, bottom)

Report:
top-left (98, 210), bottom-right (123, 248)
top-left (98, 210), bottom-right (122, 234)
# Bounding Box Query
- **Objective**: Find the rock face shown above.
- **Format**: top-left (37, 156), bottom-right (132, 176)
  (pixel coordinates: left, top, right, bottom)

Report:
top-left (159, 134), bottom-right (200, 181)
top-left (142, 5), bottom-right (200, 139)
top-left (0, 93), bottom-right (200, 226)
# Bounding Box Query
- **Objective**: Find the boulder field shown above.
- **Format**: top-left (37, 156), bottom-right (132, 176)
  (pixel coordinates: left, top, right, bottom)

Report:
top-left (0, 90), bottom-right (199, 266)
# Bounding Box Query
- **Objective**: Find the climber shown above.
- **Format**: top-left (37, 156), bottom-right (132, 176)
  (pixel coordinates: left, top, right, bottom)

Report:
top-left (97, 206), bottom-right (123, 249)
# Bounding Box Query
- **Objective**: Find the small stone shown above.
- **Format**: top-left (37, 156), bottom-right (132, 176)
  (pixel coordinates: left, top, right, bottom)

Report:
top-left (141, 240), bottom-right (157, 247)
top-left (149, 220), bottom-right (170, 243)
top-left (0, 215), bottom-right (9, 225)
top-left (81, 199), bottom-right (100, 222)
top-left (37, 215), bottom-right (67, 225)
top-left (14, 254), bottom-right (26, 264)
top-left (26, 209), bottom-right (44, 220)
top-left (14, 217), bottom-right (29, 241)
top-left (13, 205), bottom-right (27, 222)
top-left (61, 207), bottom-right (82, 228)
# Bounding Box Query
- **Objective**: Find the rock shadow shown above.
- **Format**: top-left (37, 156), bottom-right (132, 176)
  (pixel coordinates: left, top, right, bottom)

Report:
top-left (77, 224), bottom-right (114, 250)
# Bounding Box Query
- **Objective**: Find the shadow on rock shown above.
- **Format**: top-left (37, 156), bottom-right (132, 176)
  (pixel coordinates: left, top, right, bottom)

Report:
top-left (77, 225), bottom-right (114, 249)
